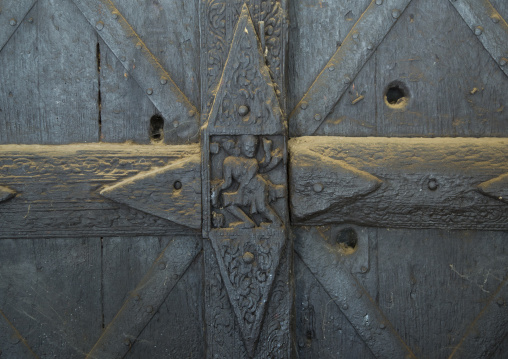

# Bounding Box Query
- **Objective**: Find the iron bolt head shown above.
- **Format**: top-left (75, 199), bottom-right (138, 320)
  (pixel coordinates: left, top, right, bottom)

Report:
top-left (428, 178), bottom-right (438, 191)
top-left (300, 103), bottom-right (308, 110)
top-left (243, 251), bottom-right (255, 264)
top-left (123, 338), bottom-right (131, 346)
top-left (95, 21), bottom-right (104, 31)
top-left (313, 183), bottom-right (324, 193)
top-left (500, 58), bottom-right (507, 66)
top-left (146, 305), bottom-right (153, 313)
top-left (379, 323), bottom-right (386, 329)
top-left (376, 0), bottom-right (383, 5)
top-left (328, 66), bottom-right (335, 71)
top-left (392, 9), bottom-right (401, 19)
top-left (238, 105), bottom-right (250, 116)
top-left (146, 88), bottom-right (153, 95)
top-left (158, 262), bottom-right (166, 270)
top-left (342, 303), bottom-right (349, 310)
top-left (160, 78), bottom-right (167, 85)
top-left (474, 26), bottom-right (483, 36)
top-left (360, 266), bottom-right (368, 273)
top-left (9, 19), bottom-right (17, 26)
top-left (314, 114), bottom-right (322, 121)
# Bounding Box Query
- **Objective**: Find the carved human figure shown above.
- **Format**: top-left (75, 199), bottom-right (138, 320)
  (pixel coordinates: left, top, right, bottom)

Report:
top-left (211, 135), bottom-right (284, 228)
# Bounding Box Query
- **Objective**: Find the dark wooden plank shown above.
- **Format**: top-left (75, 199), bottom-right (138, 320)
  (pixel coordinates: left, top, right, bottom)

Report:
top-left (288, 0), bottom-right (414, 137)
top-left (87, 235), bottom-right (201, 359)
top-left (37, 0), bottom-right (99, 144)
top-left (98, 37), bottom-right (158, 144)
top-left (125, 252), bottom-right (205, 359)
top-left (0, 0), bottom-right (36, 53)
top-left (295, 226), bottom-right (415, 359)
top-left (0, 237), bottom-right (102, 358)
top-left (314, 54), bottom-right (378, 137)
top-left (377, 229), bottom-right (508, 359)
top-left (0, 309), bottom-right (39, 358)
top-left (0, 4), bottom-right (39, 144)
top-left (375, 0), bottom-right (508, 137)
top-left (71, 0), bottom-right (200, 144)
top-left (109, 0), bottom-right (201, 111)
top-left (294, 226), bottom-right (377, 359)
top-left (0, 144), bottom-right (201, 239)
top-left (289, 137), bottom-right (508, 230)
top-left (287, 0), bottom-right (371, 113)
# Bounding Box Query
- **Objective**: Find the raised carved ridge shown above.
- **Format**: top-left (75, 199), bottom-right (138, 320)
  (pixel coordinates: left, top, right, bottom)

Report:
top-left (478, 172), bottom-right (508, 204)
top-left (203, 5), bottom-right (288, 356)
top-left (0, 186), bottom-right (17, 204)
top-left (99, 154), bottom-right (202, 229)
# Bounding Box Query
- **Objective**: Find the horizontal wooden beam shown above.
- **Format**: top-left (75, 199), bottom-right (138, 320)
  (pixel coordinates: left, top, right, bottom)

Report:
top-left (0, 144), bottom-right (201, 239)
top-left (289, 137), bottom-right (508, 230)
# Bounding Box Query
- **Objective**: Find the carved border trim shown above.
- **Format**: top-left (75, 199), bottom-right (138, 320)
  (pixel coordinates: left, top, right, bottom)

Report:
top-left (71, 0), bottom-right (200, 143)
top-left (449, 0), bottom-right (508, 77)
top-left (288, 0), bottom-right (414, 136)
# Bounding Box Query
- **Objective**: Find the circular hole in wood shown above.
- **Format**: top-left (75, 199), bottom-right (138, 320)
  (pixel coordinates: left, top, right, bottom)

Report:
top-left (335, 227), bottom-right (358, 254)
top-left (384, 81), bottom-right (409, 108)
top-left (149, 114), bottom-right (164, 143)
top-left (173, 181), bottom-right (182, 190)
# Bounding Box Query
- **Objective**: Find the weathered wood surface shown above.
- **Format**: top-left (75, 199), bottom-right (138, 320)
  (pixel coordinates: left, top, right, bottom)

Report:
top-left (0, 144), bottom-right (201, 239)
top-left (71, 0), bottom-right (200, 143)
top-left (295, 0), bottom-right (508, 138)
top-left (86, 235), bottom-right (201, 359)
top-left (0, 237), bottom-right (102, 358)
top-left (0, 0), bottom-right (99, 144)
top-left (377, 229), bottom-right (508, 358)
top-left (295, 226), bottom-right (416, 359)
top-left (290, 137), bottom-right (508, 230)
top-left (0, 0), bottom-right (36, 53)
top-left (288, 0), bottom-right (413, 137)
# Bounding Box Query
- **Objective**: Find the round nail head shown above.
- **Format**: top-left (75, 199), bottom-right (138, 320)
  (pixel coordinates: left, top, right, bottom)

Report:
top-left (238, 105), bottom-right (250, 116)
top-left (243, 252), bottom-right (255, 264)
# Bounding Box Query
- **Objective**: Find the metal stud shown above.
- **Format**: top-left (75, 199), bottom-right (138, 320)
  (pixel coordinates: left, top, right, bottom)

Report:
top-left (300, 103), bottom-right (308, 110)
top-left (146, 305), bottom-right (153, 313)
top-left (392, 9), bottom-right (401, 19)
top-left (491, 15), bottom-right (500, 24)
top-left (158, 262), bottom-right (166, 270)
top-left (112, 11), bottom-right (119, 20)
top-left (500, 58), bottom-right (507, 67)
top-left (342, 303), bottom-right (349, 310)
top-left (136, 42), bottom-right (142, 50)
top-left (243, 252), bottom-right (255, 264)
top-left (367, 43), bottom-right (374, 50)
top-left (313, 183), bottom-right (323, 193)
top-left (95, 21), bottom-right (104, 31)
top-left (428, 178), bottom-right (438, 191)
top-left (353, 33), bottom-right (359, 40)
top-left (238, 105), bottom-right (250, 116)
top-left (28, 18), bottom-right (33, 24)
top-left (474, 26), bottom-right (483, 36)
top-left (9, 19), bottom-right (17, 26)
top-left (375, 0), bottom-right (383, 5)
top-left (173, 120), bottom-right (179, 128)
top-left (146, 88), bottom-right (153, 95)
top-left (328, 66), bottom-right (335, 71)
top-left (314, 114), bottom-right (321, 121)
top-left (344, 76), bottom-right (351, 84)
top-left (160, 78), bottom-right (167, 85)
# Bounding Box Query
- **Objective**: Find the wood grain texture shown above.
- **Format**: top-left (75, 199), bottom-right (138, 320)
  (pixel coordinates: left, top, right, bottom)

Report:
top-left (0, 237), bottom-right (102, 358)
top-left (125, 252), bottom-right (205, 359)
top-left (376, 229), bottom-right (508, 359)
top-left (0, 144), bottom-right (201, 239)
top-left (295, 251), bottom-right (376, 359)
top-left (287, 0), bottom-right (371, 113)
top-left (0, 0), bottom-right (36, 53)
top-left (98, 37), bottom-right (158, 144)
top-left (288, 0), bottom-right (414, 137)
top-left (289, 137), bottom-right (508, 230)
top-left (86, 235), bottom-right (201, 359)
top-left (491, 0), bottom-right (508, 21)
top-left (71, 0), bottom-right (200, 144)
top-left (0, 1), bottom-right (98, 145)
top-left (374, 0), bottom-right (508, 137)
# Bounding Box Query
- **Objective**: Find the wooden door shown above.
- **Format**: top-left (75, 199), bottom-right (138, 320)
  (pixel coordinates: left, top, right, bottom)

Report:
top-left (1, 0), bottom-right (507, 358)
